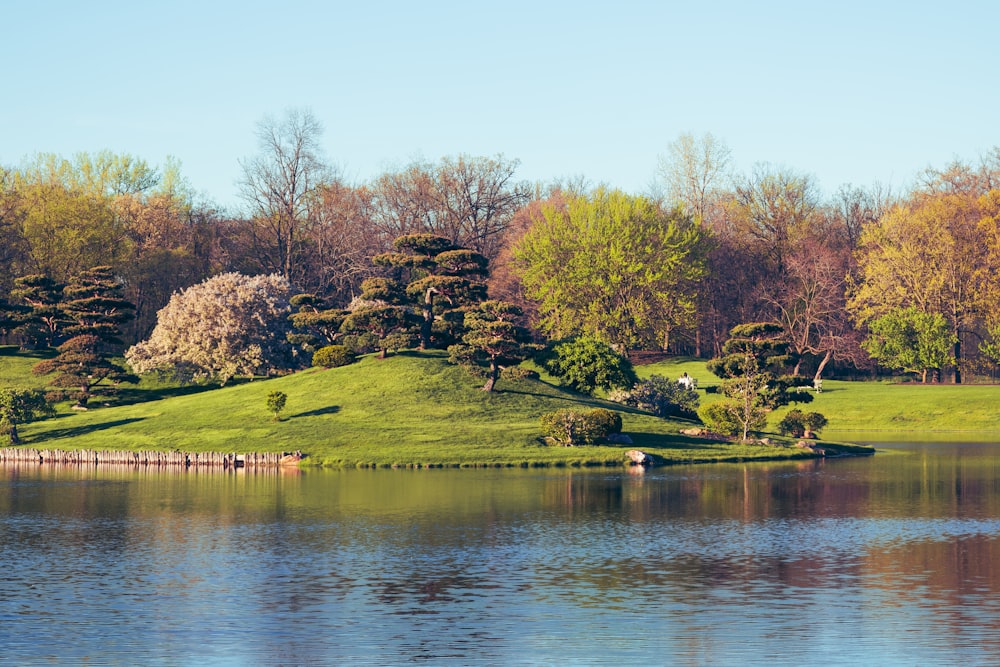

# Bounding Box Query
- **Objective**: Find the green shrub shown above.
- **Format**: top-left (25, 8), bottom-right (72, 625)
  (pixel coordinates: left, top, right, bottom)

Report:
top-left (586, 408), bottom-right (622, 436)
top-left (623, 375), bottom-right (699, 418)
top-left (541, 336), bottom-right (637, 395)
top-left (312, 345), bottom-right (356, 368)
top-left (340, 333), bottom-right (379, 355)
top-left (540, 408), bottom-right (623, 446)
top-left (777, 409), bottom-right (828, 438)
top-left (698, 400), bottom-right (762, 437)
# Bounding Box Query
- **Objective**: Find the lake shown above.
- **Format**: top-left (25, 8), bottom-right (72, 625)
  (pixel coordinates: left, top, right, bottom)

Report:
top-left (2, 442), bottom-right (999, 665)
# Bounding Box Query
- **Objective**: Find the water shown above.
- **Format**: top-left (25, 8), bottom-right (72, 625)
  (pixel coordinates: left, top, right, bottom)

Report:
top-left (2, 443), bottom-right (1000, 665)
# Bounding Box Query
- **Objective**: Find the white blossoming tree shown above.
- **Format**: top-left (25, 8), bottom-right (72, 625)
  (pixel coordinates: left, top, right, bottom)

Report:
top-left (126, 273), bottom-right (296, 384)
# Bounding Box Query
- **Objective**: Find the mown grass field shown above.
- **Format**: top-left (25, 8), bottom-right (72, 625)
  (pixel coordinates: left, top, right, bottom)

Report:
top-left (2, 349), bottom-right (869, 467)
top-left (639, 358), bottom-right (1000, 440)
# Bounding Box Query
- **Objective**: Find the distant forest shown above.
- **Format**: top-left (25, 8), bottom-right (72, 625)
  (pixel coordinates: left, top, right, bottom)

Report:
top-left (2, 110), bottom-right (999, 383)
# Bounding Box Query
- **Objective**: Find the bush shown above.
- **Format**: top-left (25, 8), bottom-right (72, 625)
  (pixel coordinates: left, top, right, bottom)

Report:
top-left (542, 336), bottom-right (637, 395)
top-left (311, 345), bottom-right (356, 368)
top-left (698, 400), bottom-right (764, 437)
top-left (540, 408), bottom-right (624, 446)
top-left (623, 375), bottom-right (699, 418)
top-left (586, 408), bottom-right (622, 436)
top-left (778, 409), bottom-right (828, 437)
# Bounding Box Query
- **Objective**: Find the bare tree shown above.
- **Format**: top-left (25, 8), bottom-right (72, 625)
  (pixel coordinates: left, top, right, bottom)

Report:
top-left (368, 155), bottom-right (530, 262)
top-left (238, 109), bottom-right (331, 284)
top-left (656, 132), bottom-right (733, 222)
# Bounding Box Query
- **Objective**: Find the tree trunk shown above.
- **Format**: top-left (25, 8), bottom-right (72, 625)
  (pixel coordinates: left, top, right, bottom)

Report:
top-left (792, 357), bottom-right (802, 376)
top-left (482, 362), bottom-right (499, 392)
top-left (813, 349), bottom-right (833, 381)
top-left (8, 423), bottom-right (19, 445)
top-left (420, 288), bottom-right (435, 350)
top-left (953, 336), bottom-right (962, 384)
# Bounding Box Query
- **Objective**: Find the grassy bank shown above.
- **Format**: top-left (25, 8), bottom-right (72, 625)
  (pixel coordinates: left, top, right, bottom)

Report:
top-left (640, 358), bottom-right (1000, 441)
top-left (5, 350), bottom-right (866, 467)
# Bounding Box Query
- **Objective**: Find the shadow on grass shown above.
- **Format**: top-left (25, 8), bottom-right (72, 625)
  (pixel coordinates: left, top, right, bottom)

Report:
top-left (98, 384), bottom-right (224, 407)
top-left (30, 417), bottom-right (147, 443)
top-left (627, 431), bottom-right (731, 451)
top-left (0, 345), bottom-right (55, 359)
top-left (290, 405), bottom-right (340, 419)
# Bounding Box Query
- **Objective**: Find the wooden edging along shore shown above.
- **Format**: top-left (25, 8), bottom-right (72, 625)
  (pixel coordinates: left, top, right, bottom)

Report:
top-left (0, 448), bottom-right (304, 468)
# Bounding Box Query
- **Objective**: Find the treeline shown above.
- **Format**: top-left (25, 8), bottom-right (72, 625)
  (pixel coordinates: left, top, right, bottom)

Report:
top-left (2, 109), bottom-right (1000, 383)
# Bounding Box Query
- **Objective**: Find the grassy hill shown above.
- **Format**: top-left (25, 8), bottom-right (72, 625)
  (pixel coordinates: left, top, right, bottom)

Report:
top-left (4, 350), bottom-right (864, 467)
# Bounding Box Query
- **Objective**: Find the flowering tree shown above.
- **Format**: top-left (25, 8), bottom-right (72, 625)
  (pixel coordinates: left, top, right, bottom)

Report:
top-left (126, 273), bottom-right (296, 384)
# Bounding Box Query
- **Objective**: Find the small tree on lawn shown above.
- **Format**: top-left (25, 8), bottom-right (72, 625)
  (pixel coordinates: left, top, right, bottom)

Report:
top-left (448, 300), bottom-right (536, 391)
top-left (33, 266), bottom-right (137, 407)
top-left (0, 388), bottom-right (54, 444)
top-left (266, 391), bottom-right (287, 421)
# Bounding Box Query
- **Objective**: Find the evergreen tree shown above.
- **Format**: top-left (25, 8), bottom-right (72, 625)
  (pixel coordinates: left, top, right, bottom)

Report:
top-left (9, 275), bottom-right (65, 349)
top-left (340, 278), bottom-right (417, 359)
top-left (373, 234), bottom-right (488, 349)
top-left (448, 300), bottom-right (536, 391)
top-left (33, 266), bottom-right (137, 407)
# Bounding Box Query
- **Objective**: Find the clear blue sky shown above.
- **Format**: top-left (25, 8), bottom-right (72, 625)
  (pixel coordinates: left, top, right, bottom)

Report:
top-left (4, 0), bottom-right (998, 210)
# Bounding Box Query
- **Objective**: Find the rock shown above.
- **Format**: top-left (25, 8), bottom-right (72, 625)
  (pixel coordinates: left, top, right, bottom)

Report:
top-left (607, 432), bottom-right (633, 444)
top-left (680, 428), bottom-right (703, 436)
top-left (626, 449), bottom-right (652, 466)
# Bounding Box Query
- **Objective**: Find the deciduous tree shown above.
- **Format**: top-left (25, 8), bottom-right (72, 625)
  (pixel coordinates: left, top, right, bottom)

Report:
top-left (514, 188), bottom-right (706, 353)
top-left (126, 273), bottom-right (296, 384)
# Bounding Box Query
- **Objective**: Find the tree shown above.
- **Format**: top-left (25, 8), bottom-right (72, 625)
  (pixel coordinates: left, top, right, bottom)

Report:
top-left (862, 307), bottom-right (956, 383)
top-left (448, 300), bottom-right (536, 391)
top-left (9, 275), bottom-right (64, 348)
top-left (542, 336), bottom-right (637, 395)
top-left (847, 191), bottom-right (1000, 382)
top-left (513, 188), bottom-right (706, 353)
top-left (126, 273), bottom-right (296, 384)
top-left (703, 323), bottom-right (813, 441)
top-left (368, 154), bottom-right (531, 261)
top-left (656, 132), bottom-right (733, 222)
top-left (266, 391), bottom-right (287, 421)
top-left (339, 276), bottom-right (417, 359)
top-left (238, 109), bottom-right (330, 284)
top-left (373, 234), bottom-right (488, 349)
top-left (32, 266), bottom-right (137, 407)
top-left (0, 388), bottom-right (54, 444)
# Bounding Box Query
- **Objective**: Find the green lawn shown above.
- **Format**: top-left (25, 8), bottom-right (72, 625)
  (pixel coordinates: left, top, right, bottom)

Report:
top-left (4, 350), bottom-right (866, 467)
top-left (639, 358), bottom-right (1000, 441)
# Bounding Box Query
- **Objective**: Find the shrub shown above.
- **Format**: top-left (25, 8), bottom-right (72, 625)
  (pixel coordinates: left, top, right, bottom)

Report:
top-left (586, 408), bottom-right (622, 436)
top-left (311, 345), bottom-right (356, 369)
top-left (624, 375), bottom-right (699, 418)
top-left (698, 400), bottom-right (764, 437)
top-left (542, 336), bottom-right (637, 395)
top-left (540, 408), bottom-right (623, 446)
top-left (777, 409), bottom-right (828, 438)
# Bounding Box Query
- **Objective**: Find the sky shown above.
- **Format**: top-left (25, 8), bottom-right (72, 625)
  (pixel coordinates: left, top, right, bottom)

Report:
top-left (4, 0), bottom-right (999, 210)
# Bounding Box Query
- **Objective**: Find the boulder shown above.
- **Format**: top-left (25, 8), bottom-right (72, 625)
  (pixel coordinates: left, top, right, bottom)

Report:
top-left (626, 449), bottom-right (653, 466)
top-left (607, 432), bottom-right (633, 444)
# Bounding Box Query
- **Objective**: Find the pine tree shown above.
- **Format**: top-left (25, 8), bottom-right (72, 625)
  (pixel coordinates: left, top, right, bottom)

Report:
top-left (33, 266), bottom-right (137, 407)
top-left (447, 300), bottom-right (536, 391)
top-left (373, 234), bottom-right (488, 349)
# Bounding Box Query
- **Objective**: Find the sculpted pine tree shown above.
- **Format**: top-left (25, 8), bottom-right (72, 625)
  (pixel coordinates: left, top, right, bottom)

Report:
top-left (448, 300), bottom-right (535, 391)
top-left (10, 275), bottom-right (65, 349)
top-left (339, 278), bottom-right (416, 358)
top-left (32, 266), bottom-right (137, 407)
top-left (126, 273), bottom-right (296, 384)
top-left (373, 234), bottom-right (488, 349)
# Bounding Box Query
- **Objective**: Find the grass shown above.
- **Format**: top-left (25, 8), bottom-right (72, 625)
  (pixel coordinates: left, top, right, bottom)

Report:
top-left (2, 349), bottom-right (866, 467)
top-left (639, 357), bottom-right (1000, 441)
